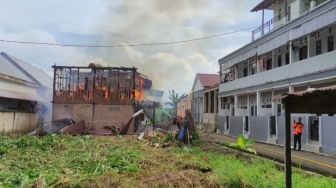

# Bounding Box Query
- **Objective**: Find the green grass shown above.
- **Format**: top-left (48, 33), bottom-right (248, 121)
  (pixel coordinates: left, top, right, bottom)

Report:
top-left (0, 135), bottom-right (335, 188)
top-left (185, 146), bottom-right (336, 188)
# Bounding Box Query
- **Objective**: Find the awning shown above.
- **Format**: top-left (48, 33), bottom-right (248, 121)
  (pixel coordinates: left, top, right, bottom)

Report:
top-left (0, 89), bottom-right (45, 102)
top-left (251, 0), bottom-right (277, 12)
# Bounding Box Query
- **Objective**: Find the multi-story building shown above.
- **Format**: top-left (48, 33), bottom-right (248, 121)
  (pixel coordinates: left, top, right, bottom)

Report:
top-left (218, 0), bottom-right (336, 155)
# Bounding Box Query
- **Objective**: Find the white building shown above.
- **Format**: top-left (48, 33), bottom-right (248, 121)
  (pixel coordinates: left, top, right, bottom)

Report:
top-left (218, 0), bottom-right (336, 155)
top-left (0, 52), bottom-right (52, 133)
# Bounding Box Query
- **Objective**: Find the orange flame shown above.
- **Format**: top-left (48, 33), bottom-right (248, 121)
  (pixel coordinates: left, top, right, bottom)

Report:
top-left (134, 75), bottom-right (145, 101)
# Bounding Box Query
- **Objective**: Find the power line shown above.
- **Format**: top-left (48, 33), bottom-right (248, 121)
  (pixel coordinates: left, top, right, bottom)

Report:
top-left (0, 26), bottom-right (257, 48)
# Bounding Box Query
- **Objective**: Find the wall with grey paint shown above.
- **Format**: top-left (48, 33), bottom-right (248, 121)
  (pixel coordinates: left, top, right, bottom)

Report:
top-left (217, 115), bottom-right (336, 155)
top-left (229, 116), bottom-right (243, 136)
top-left (277, 115), bottom-right (308, 147)
top-left (321, 116), bottom-right (336, 155)
top-left (277, 116), bottom-right (285, 145)
top-left (216, 116), bottom-right (225, 133)
top-left (249, 116), bottom-right (269, 142)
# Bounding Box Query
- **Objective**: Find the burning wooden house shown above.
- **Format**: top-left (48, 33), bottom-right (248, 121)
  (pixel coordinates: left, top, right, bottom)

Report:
top-left (52, 64), bottom-right (147, 132)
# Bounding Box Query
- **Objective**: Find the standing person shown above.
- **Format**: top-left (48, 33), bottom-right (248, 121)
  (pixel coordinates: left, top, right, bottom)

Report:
top-left (180, 109), bottom-right (196, 145)
top-left (293, 117), bottom-right (304, 151)
top-left (176, 116), bottom-right (182, 129)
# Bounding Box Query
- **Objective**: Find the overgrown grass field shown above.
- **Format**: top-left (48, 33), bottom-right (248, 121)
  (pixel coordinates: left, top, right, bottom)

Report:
top-left (0, 135), bottom-right (335, 187)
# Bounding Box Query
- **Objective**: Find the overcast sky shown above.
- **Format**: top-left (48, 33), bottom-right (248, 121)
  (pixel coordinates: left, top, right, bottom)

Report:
top-left (0, 0), bottom-right (272, 101)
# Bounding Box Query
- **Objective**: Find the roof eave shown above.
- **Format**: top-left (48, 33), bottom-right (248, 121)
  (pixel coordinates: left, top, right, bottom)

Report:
top-left (250, 0), bottom-right (276, 12)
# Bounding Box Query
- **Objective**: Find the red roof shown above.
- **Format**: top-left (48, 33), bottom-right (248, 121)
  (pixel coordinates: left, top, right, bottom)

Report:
top-left (197, 73), bottom-right (220, 87)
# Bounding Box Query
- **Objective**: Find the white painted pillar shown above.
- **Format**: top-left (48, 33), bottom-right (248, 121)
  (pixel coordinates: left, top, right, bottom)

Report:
top-left (257, 58), bottom-right (261, 73)
top-left (272, 50), bottom-right (275, 68)
top-left (234, 95), bottom-right (238, 116)
top-left (307, 34), bottom-right (310, 58)
top-left (247, 94), bottom-right (250, 116)
top-left (289, 85), bottom-right (294, 93)
top-left (256, 91), bottom-right (261, 116)
top-left (271, 90), bottom-right (275, 115)
top-left (289, 29), bottom-right (293, 64)
top-left (234, 65), bottom-right (238, 80)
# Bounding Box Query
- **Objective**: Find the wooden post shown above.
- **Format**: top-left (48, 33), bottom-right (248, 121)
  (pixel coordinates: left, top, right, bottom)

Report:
top-left (284, 104), bottom-right (292, 188)
top-left (52, 65), bottom-right (57, 103)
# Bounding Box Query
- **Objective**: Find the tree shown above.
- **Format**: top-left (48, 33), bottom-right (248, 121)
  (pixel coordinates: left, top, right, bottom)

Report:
top-left (167, 90), bottom-right (187, 117)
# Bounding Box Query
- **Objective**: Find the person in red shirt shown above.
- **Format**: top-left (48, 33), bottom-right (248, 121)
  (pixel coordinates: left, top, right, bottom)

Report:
top-left (293, 117), bottom-right (304, 151)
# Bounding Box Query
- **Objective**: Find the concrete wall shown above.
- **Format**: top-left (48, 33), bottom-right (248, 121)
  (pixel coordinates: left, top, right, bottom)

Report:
top-left (203, 113), bottom-right (216, 125)
top-left (277, 115), bottom-right (308, 146)
top-left (201, 113), bottom-right (216, 132)
top-left (321, 116), bottom-right (336, 154)
top-left (229, 116), bottom-right (243, 136)
top-left (0, 112), bottom-right (38, 133)
top-left (249, 116), bottom-right (269, 142)
top-left (217, 115), bottom-right (225, 133)
top-left (53, 104), bottom-right (134, 130)
top-left (216, 114), bottom-right (336, 155)
top-left (277, 116), bottom-right (286, 145)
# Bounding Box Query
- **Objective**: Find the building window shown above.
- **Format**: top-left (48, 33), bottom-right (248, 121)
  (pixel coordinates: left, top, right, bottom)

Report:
top-left (316, 40), bottom-right (322, 55)
top-left (285, 52), bottom-right (290, 64)
top-left (266, 59), bottom-right (272, 70)
top-left (244, 116), bottom-right (249, 132)
top-left (269, 116), bottom-right (276, 136)
top-left (243, 67), bottom-right (248, 77)
top-left (277, 55), bottom-right (282, 67)
top-left (250, 105), bottom-right (257, 116)
top-left (277, 104), bottom-right (282, 116)
top-left (299, 46), bottom-right (308, 60)
top-left (251, 63), bottom-right (257, 75)
top-left (309, 116), bottom-right (319, 142)
top-left (225, 116), bottom-right (230, 130)
top-left (220, 98), bottom-right (224, 110)
top-left (262, 104), bottom-right (272, 108)
top-left (287, 6), bottom-right (291, 21)
top-left (328, 35), bottom-right (334, 52)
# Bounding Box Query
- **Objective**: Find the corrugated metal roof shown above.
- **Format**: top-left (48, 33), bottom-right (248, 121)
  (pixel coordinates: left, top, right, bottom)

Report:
top-left (197, 73), bottom-right (220, 87)
top-left (251, 0), bottom-right (276, 12)
top-left (2, 52), bottom-right (52, 88)
top-left (0, 55), bottom-right (35, 83)
top-left (274, 86), bottom-right (336, 101)
top-left (0, 88), bottom-right (45, 102)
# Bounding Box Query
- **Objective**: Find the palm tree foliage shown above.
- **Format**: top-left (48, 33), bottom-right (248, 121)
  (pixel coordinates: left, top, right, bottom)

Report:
top-left (167, 89), bottom-right (187, 116)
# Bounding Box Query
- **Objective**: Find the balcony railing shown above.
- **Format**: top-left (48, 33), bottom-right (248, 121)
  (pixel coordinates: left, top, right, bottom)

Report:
top-left (252, 0), bottom-right (330, 41)
top-left (252, 12), bottom-right (287, 41)
top-left (219, 50), bottom-right (336, 93)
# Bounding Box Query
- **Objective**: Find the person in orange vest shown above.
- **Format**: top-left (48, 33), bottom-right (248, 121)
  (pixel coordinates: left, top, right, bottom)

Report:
top-left (293, 117), bottom-right (304, 151)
